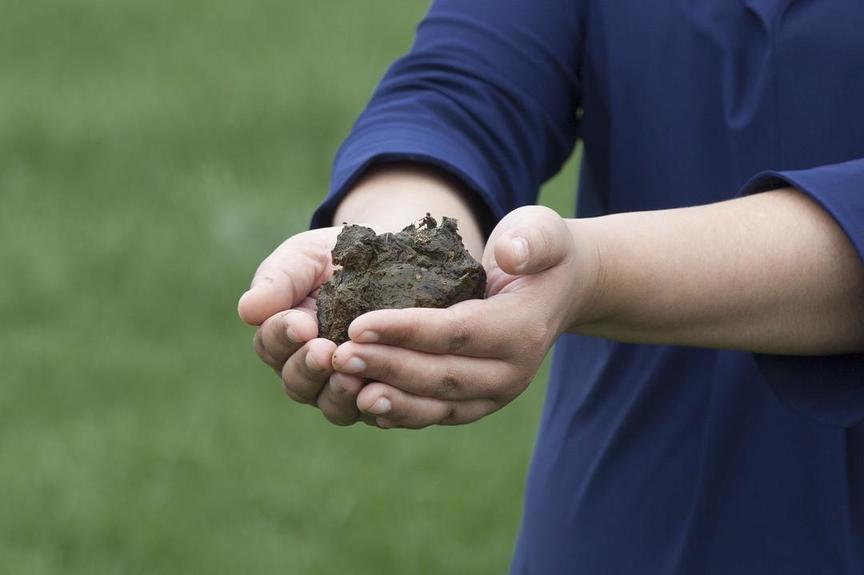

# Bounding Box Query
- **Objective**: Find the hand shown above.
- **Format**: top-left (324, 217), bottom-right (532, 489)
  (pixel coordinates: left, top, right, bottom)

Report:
top-left (237, 226), bottom-right (375, 426)
top-left (331, 206), bottom-right (600, 429)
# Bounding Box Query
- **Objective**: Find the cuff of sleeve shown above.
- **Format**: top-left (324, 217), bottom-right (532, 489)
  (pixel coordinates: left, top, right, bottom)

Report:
top-left (310, 125), bottom-right (509, 237)
top-left (738, 159), bottom-right (864, 428)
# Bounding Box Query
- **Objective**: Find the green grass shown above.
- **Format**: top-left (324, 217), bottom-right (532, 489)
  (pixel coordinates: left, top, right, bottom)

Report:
top-left (0, 1), bottom-right (579, 573)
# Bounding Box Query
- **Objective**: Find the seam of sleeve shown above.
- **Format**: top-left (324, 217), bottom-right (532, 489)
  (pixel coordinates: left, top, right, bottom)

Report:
top-left (739, 169), bottom-right (864, 264)
top-left (739, 164), bottom-right (864, 428)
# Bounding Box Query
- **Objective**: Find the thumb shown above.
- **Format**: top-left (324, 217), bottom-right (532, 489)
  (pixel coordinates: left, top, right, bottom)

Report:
top-left (238, 228), bottom-right (337, 326)
top-left (492, 206), bottom-right (571, 275)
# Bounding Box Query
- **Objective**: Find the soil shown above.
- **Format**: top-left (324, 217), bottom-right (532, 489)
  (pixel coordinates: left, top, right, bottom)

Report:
top-left (317, 215), bottom-right (487, 344)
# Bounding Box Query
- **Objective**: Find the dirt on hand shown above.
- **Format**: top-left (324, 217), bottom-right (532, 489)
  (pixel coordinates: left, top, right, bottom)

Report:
top-left (317, 215), bottom-right (487, 344)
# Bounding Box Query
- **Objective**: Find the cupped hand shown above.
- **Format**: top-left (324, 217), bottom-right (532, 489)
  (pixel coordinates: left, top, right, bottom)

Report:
top-left (238, 226), bottom-right (374, 426)
top-left (332, 206), bottom-right (600, 429)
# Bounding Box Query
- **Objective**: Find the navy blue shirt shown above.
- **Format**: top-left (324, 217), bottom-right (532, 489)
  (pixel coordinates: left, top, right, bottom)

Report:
top-left (312, 1), bottom-right (864, 572)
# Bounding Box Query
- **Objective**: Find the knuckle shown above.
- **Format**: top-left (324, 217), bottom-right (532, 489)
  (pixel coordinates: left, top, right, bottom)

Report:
top-left (391, 314), bottom-right (414, 344)
top-left (437, 364), bottom-right (462, 398)
top-left (370, 354), bottom-right (396, 383)
top-left (327, 381), bottom-right (357, 407)
top-left (439, 404), bottom-right (459, 425)
top-left (446, 309), bottom-right (472, 353)
top-left (447, 330), bottom-right (470, 354)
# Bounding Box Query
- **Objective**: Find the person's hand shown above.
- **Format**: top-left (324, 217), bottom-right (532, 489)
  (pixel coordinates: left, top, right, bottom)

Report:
top-left (331, 206), bottom-right (600, 429)
top-left (238, 226), bottom-right (375, 426)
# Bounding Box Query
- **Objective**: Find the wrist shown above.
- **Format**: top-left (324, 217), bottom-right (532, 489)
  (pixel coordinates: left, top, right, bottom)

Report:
top-left (562, 217), bottom-right (610, 332)
top-left (332, 163), bottom-right (486, 258)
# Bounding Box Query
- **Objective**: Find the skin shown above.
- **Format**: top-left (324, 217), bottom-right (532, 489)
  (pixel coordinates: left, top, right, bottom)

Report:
top-left (238, 165), bottom-right (864, 429)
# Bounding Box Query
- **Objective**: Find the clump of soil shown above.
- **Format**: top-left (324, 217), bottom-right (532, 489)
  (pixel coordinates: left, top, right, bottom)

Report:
top-left (317, 215), bottom-right (486, 344)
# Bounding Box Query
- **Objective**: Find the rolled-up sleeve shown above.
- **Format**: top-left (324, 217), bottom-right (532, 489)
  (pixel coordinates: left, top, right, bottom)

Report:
top-left (740, 157), bottom-right (864, 427)
top-left (310, 0), bottom-right (583, 233)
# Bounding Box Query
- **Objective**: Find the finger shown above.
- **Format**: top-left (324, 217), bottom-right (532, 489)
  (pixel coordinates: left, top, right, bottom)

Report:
top-left (253, 328), bottom-right (283, 371)
top-left (332, 341), bottom-right (513, 402)
top-left (347, 298), bottom-right (525, 358)
top-left (238, 230), bottom-right (335, 326)
top-left (492, 206), bottom-right (570, 275)
top-left (357, 383), bottom-right (497, 429)
top-left (358, 413), bottom-right (379, 427)
top-left (294, 295), bottom-right (318, 313)
top-left (280, 338), bottom-right (336, 404)
top-left (357, 382), bottom-right (449, 429)
top-left (316, 372), bottom-right (364, 426)
top-left (257, 307), bottom-right (318, 370)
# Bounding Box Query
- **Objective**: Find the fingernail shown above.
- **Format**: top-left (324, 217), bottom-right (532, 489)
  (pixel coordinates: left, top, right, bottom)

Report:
top-left (368, 397), bottom-right (391, 415)
top-left (305, 352), bottom-right (323, 372)
top-left (328, 374), bottom-right (343, 393)
top-left (355, 330), bottom-right (379, 343)
top-left (286, 323), bottom-right (301, 343)
top-left (511, 237), bottom-right (529, 267)
top-left (340, 356), bottom-right (366, 374)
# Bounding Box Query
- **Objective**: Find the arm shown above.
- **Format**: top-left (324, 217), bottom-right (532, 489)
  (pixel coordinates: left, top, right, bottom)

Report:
top-left (333, 164), bottom-right (485, 259)
top-left (568, 188), bottom-right (864, 355)
top-left (244, 164), bottom-right (864, 429)
top-left (240, 0), bottom-right (582, 427)
top-left (336, 181), bottom-right (864, 429)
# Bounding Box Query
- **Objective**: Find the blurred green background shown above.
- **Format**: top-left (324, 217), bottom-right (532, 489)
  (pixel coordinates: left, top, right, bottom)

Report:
top-left (0, 1), bottom-right (579, 573)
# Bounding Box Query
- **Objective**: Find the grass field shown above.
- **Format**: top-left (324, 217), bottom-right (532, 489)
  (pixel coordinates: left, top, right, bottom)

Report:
top-left (0, 1), bottom-right (579, 572)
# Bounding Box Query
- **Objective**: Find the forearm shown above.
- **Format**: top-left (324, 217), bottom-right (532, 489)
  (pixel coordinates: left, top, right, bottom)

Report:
top-left (568, 188), bottom-right (864, 355)
top-left (331, 164), bottom-right (485, 259)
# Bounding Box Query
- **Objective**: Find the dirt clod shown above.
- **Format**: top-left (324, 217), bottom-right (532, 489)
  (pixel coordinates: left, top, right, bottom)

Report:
top-left (317, 215), bottom-right (486, 344)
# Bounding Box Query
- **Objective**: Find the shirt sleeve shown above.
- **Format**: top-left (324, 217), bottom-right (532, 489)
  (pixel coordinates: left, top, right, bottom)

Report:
top-left (739, 157), bottom-right (864, 427)
top-left (310, 0), bottom-right (583, 235)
